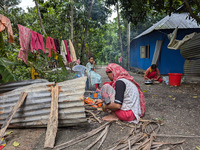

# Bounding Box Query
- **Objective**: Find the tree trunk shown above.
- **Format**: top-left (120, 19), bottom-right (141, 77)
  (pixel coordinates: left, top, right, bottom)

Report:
top-left (70, 0), bottom-right (74, 42)
top-left (80, 0), bottom-right (95, 64)
top-left (116, 0), bottom-right (124, 67)
top-left (34, 0), bottom-right (47, 35)
top-left (127, 22), bottom-right (130, 70)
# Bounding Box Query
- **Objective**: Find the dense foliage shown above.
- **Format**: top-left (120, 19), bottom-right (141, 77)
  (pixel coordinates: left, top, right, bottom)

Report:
top-left (0, 0), bottom-right (199, 83)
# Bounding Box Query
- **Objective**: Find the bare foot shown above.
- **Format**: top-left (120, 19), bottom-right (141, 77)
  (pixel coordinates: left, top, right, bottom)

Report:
top-left (102, 113), bottom-right (119, 122)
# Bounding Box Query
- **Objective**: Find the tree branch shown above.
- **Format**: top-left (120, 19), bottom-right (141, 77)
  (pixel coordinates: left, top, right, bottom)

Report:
top-left (34, 0), bottom-right (47, 35)
top-left (182, 0), bottom-right (200, 24)
top-left (0, 4), bottom-right (5, 11)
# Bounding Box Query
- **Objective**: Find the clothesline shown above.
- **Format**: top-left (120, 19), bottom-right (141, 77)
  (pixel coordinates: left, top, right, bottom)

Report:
top-left (0, 14), bottom-right (79, 66)
top-left (17, 24), bottom-right (78, 65)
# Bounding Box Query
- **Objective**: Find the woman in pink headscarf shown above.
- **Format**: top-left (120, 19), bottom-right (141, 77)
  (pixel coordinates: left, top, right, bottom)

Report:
top-left (95, 63), bottom-right (145, 123)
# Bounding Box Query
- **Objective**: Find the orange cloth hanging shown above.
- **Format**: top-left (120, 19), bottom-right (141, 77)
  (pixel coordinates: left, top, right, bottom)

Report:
top-left (0, 14), bottom-right (14, 43)
top-left (68, 39), bottom-right (77, 62)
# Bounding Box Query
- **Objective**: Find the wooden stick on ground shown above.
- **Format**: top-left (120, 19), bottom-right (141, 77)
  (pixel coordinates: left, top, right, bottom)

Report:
top-left (116, 133), bottom-right (145, 150)
top-left (54, 122), bottom-right (110, 150)
top-left (152, 140), bottom-right (185, 146)
top-left (108, 128), bottom-right (134, 150)
top-left (128, 139), bottom-right (131, 150)
top-left (0, 92), bottom-right (27, 139)
top-left (134, 137), bottom-right (150, 150)
top-left (97, 124), bottom-right (109, 150)
top-left (85, 110), bottom-right (102, 124)
top-left (147, 133), bottom-right (155, 150)
top-left (155, 134), bottom-right (200, 138)
top-left (85, 124), bottom-right (110, 150)
top-left (44, 84), bottom-right (59, 148)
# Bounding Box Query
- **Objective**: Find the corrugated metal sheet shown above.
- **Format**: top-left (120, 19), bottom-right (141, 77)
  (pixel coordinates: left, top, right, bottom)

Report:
top-left (134, 13), bottom-right (200, 39)
top-left (0, 79), bottom-right (49, 94)
top-left (184, 59), bottom-right (200, 82)
top-left (0, 77), bottom-right (87, 127)
top-left (180, 33), bottom-right (200, 59)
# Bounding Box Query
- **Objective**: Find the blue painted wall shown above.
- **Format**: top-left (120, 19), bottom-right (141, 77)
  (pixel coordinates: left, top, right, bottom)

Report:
top-left (130, 29), bottom-right (200, 74)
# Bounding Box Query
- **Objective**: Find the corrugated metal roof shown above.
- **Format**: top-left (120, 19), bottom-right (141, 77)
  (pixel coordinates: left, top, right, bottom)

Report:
top-left (0, 79), bottom-right (49, 94)
top-left (0, 77), bottom-right (87, 127)
top-left (184, 59), bottom-right (200, 82)
top-left (180, 33), bottom-right (200, 59)
top-left (134, 13), bottom-right (200, 39)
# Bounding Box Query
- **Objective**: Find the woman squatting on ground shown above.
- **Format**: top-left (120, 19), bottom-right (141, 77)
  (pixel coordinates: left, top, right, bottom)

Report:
top-left (95, 63), bottom-right (145, 123)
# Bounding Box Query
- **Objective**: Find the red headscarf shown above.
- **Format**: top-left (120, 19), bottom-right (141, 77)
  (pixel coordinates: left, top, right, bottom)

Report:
top-left (106, 63), bottom-right (145, 117)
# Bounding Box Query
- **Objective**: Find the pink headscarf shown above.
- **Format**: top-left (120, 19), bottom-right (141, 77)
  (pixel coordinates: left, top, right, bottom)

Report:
top-left (106, 63), bottom-right (145, 117)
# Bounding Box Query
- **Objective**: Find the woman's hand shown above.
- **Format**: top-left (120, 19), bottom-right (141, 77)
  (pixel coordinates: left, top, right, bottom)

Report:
top-left (102, 104), bottom-right (108, 112)
top-left (95, 99), bottom-right (103, 105)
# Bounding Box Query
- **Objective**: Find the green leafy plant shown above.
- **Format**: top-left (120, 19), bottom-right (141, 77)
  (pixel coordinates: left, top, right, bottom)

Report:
top-left (0, 57), bottom-right (17, 82)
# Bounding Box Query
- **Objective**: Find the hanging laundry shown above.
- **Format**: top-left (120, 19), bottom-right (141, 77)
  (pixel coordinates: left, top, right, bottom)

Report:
top-left (0, 14), bottom-right (14, 43)
top-left (46, 36), bottom-right (57, 57)
top-left (30, 30), bottom-right (45, 53)
top-left (64, 40), bottom-right (72, 63)
top-left (68, 39), bottom-right (77, 62)
top-left (18, 24), bottom-right (31, 64)
top-left (54, 39), bottom-right (60, 54)
top-left (60, 40), bottom-right (68, 64)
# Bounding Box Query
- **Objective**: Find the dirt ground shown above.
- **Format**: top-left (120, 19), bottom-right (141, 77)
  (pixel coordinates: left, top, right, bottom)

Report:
top-left (3, 66), bottom-right (200, 150)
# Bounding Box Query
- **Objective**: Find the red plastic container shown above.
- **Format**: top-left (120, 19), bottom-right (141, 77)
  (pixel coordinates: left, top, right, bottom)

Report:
top-left (168, 73), bottom-right (183, 86)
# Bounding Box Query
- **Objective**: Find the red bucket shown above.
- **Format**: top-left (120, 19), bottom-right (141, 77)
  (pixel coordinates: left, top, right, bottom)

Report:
top-left (168, 73), bottom-right (182, 86)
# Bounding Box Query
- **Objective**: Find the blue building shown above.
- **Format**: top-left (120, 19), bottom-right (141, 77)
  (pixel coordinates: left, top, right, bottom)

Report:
top-left (130, 13), bottom-right (200, 74)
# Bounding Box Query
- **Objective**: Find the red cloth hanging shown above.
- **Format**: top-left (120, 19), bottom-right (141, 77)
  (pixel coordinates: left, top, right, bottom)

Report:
top-left (64, 40), bottom-right (72, 63)
top-left (30, 30), bottom-right (45, 54)
top-left (18, 24), bottom-right (31, 64)
top-left (46, 36), bottom-right (57, 57)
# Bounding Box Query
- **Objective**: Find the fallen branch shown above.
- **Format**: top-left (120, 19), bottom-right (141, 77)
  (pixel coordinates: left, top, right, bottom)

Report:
top-left (133, 137), bottom-right (150, 150)
top-left (128, 139), bottom-right (131, 150)
top-left (146, 133), bottom-right (156, 150)
top-left (155, 134), bottom-right (200, 138)
top-left (116, 133), bottom-right (145, 150)
top-left (85, 110), bottom-right (102, 124)
top-left (0, 92), bottom-right (27, 139)
top-left (153, 139), bottom-right (185, 146)
top-left (85, 124), bottom-right (110, 150)
top-left (97, 124), bottom-right (109, 150)
top-left (116, 120), bottom-right (135, 128)
top-left (152, 144), bottom-right (163, 150)
top-left (139, 118), bottom-right (164, 125)
top-left (108, 128), bottom-right (134, 150)
top-left (54, 122), bottom-right (110, 150)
